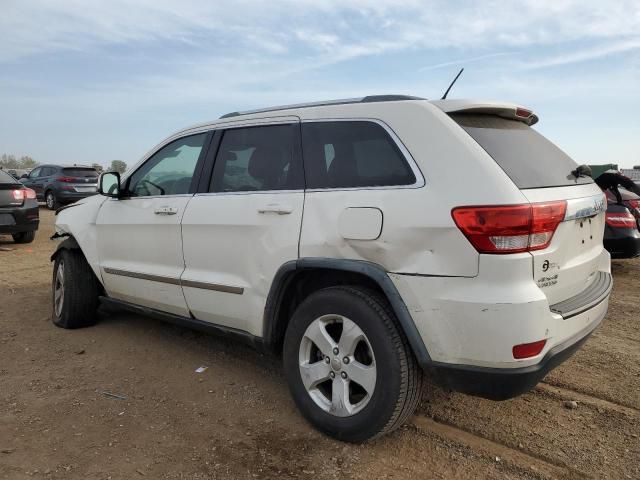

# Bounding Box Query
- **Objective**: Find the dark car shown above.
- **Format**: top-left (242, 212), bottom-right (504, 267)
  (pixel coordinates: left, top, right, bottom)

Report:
top-left (603, 189), bottom-right (640, 259)
top-left (20, 164), bottom-right (99, 210)
top-left (0, 169), bottom-right (39, 243)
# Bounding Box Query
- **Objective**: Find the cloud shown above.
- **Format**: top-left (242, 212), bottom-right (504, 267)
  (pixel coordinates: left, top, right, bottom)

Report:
top-left (419, 52), bottom-right (514, 71)
top-left (521, 38), bottom-right (640, 69)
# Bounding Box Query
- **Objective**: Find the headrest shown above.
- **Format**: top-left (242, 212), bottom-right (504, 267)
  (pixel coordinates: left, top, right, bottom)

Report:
top-left (248, 146), bottom-right (286, 180)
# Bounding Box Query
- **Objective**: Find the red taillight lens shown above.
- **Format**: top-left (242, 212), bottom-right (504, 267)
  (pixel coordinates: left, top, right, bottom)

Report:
top-left (10, 188), bottom-right (36, 204)
top-left (452, 201), bottom-right (567, 254)
top-left (626, 199), bottom-right (640, 209)
top-left (605, 211), bottom-right (637, 228)
top-left (11, 189), bottom-right (25, 203)
top-left (57, 176), bottom-right (75, 182)
top-left (513, 339), bottom-right (547, 359)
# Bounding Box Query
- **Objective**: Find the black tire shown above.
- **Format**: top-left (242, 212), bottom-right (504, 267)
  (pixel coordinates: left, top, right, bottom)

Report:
top-left (283, 286), bottom-right (423, 442)
top-left (12, 230), bottom-right (36, 244)
top-left (51, 249), bottom-right (101, 328)
top-left (45, 190), bottom-right (58, 210)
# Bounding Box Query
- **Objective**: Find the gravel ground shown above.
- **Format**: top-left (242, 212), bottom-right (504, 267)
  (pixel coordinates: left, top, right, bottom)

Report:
top-left (1, 208), bottom-right (638, 479)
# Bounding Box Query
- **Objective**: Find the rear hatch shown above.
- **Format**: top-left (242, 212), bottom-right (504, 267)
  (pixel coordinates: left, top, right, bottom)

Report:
top-left (60, 167), bottom-right (99, 193)
top-left (449, 110), bottom-right (607, 306)
top-left (0, 170), bottom-right (23, 208)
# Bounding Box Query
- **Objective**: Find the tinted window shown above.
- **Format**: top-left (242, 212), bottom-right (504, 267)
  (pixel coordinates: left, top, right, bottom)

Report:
top-left (128, 133), bottom-right (207, 196)
top-left (63, 168), bottom-right (98, 177)
top-left (0, 170), bottom-right (18, 184)
top-left (29, 167), bottom-right (41, 178)
top-left (451, 114), bottom-right (593, 189)
top-left (40, 167), bottom-right (54, 177)
top-left (302, 121), bottom-right (416, 189)
top-left (210, 124), bottom-right (301, 192)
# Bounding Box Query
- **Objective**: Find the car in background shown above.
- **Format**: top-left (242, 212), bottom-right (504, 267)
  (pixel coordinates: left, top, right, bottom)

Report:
top-left (603, 188), bottom-right (640, 258)
top-left (20, 164), bottom-right (99, 210)
top-left (0, 169), bottom-right (39, 243)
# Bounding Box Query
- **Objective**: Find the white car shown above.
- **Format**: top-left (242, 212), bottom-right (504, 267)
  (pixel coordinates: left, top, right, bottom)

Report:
top-left (52, 95), bottom-right (611, 442)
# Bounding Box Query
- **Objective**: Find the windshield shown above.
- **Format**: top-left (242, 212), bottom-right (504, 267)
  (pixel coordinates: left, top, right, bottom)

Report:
top-left (451, 113), bottom-right (593, 189)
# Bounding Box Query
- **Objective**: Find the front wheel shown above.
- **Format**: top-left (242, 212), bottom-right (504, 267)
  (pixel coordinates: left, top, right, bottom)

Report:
top-left (283, 286), bottom-right (422, 442)
top-left (52, 249), bottom-right (101, 328)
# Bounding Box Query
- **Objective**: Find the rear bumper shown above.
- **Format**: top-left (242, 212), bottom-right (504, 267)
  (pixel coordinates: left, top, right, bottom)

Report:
top-left (0, 204), bottom-right (39, 234)
top-left (429, 313), bottom-right (602, 400)
top-left (389, 250), bottom-right (611, 399)
top-left (604, 232), bottom-right (640, 259)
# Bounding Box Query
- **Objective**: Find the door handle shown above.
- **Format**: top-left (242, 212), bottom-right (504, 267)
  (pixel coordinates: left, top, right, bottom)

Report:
top-left (154, 206), bottom-right (178, 215)
top-left (258, 204), bottom-right (293, 215)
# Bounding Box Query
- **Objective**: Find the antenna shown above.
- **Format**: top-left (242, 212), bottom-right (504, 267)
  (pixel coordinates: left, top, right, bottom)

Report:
top-left (441, 68), bottom-right (464, 100)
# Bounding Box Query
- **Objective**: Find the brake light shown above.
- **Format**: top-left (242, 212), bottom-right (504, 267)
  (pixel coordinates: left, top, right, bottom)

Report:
top-left (626, 199), bottom-right (640, 209)
top-left (515, 108), bottom-right (532, 118)
top-left (513, 339), bottom-right (547, 359)
top-left (605, 211), bottom-right (637, 228)
top-left (57, 176), bottom-right (75, 182)
top-left (452, 201), bottom-right (567, 254)
top-left (10, 188), bottom-right (35, 203)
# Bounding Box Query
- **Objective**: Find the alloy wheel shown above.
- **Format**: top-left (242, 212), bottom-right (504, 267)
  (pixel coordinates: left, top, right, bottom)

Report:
top-left (298, 314), bottom-right (376, 417)
top-left (53, 262), bottom-right (65, 317)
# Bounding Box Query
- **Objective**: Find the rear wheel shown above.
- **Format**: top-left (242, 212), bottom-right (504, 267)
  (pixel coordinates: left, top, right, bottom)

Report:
top-left (283, 286), bottom-right (422, 442)
top-left (52, 249), bottom-right (101, 328)
top-left (45, 190), bottom-right (58, 210)
top-left (12, 231), bottom-right (35, 244)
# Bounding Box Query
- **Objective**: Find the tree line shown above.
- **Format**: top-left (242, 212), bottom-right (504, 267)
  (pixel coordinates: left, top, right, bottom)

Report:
top-left (1, 154), bottom-right (127, 173)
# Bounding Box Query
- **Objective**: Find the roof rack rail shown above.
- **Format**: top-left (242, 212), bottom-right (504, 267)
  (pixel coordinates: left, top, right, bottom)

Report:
top-left (219, 94), bottom-right (425, 119)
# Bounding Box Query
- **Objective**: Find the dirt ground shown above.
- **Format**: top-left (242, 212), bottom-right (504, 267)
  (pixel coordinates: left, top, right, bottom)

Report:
top-left (1, 208), bottom-right (638, 480)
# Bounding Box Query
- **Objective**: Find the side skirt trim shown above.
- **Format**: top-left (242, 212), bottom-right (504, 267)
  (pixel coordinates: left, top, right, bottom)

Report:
top-left (102, 267), bottom-right (243, 294)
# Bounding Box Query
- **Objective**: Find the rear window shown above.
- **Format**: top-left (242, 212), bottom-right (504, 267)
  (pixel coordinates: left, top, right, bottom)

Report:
top-left (451, 114), bottom-right (593, 189)
top-left (0, 170), bottom-right (18, 183)
top-left (62, 168), bottom-right (98, 177)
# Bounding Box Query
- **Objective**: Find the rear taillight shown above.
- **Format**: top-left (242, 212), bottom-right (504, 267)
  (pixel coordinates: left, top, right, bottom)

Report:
top-left (605, 211), bottom-right (637, 228)
top-left (626, 199), bottom-right (640, 209)
top-left (513, 339), bottom-right (547, 359)
top-left (57, 176), bottom-right (75, 182)
top-left (10, 188), bottom-right (36, 204)
top-left (452, 201), bottom-right (567, 254)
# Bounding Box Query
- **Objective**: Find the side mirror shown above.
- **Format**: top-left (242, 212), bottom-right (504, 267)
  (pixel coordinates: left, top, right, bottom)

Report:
top-left (20, 173), bottom-right (28, 179)
top-left (99, 172), bottom-right (121, 198)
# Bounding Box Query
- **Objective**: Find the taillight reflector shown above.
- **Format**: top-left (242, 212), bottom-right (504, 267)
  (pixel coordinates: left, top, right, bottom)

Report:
top-left (57, 176), bottom-right (75, 183)
top-left (513, 339), bottom-right (547, 359)
top-left (606, 211), bottom-right (637, 228)
top-left (452, 201), bottom-right (567, 254)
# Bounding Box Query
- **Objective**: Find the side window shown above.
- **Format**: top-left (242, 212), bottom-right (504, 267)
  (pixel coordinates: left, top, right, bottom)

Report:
top-left (210, 124), bottom-right (302, 192)
top-left (302, 121), bottom-right (416, 189)
top-left (42, 167), bottom-right (56, 177)
top-left (29, 167), bottom-right (42, 178)
top-left (127, 133), bottom-right (207, 197)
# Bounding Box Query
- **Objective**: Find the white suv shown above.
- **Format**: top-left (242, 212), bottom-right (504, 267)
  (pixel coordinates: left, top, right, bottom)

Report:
top-left (52, 95), bottom-right (611, 442)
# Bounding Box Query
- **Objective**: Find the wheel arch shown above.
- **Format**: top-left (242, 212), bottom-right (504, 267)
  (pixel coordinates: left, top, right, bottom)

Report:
top-left (262, 258), bottom-right (432, 367)
top-left (50, 236), bottom-right (81, 261)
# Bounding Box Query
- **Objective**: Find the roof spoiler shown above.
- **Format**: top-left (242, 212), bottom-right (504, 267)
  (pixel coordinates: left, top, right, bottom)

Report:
top-left (431, 100), bottom-right (539, 126)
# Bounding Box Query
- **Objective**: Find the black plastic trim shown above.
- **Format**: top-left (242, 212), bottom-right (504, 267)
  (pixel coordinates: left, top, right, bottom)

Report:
top-left (219, 95), bottom-right (426, 119)
top-left (430, 318), bottom-right (601, 400)
top-left (262, 258), bottom-right (432, 366)
top-left (549, 271), bottom-right (612, 319)
top-left (50, 236), bottom-right (80, 261)
top-left (99, 296), bottom-right (263, 349)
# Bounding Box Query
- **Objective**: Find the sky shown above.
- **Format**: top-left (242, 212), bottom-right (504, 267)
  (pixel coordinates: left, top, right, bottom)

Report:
top-left (0, 0), bottom-right (639, 169)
